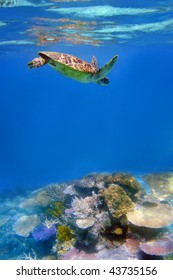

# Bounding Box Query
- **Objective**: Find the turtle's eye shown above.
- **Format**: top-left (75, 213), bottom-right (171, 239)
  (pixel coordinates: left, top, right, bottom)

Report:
top-left (97, 77), bottom-right (109, 86)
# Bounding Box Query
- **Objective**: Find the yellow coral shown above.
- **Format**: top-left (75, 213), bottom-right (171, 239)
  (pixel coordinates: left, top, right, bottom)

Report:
top-left (114, 227), bottom-right (123, 235)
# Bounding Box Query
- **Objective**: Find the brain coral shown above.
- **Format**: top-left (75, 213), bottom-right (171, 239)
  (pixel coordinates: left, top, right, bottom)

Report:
top-left (13, 215), bottom-right (40, 237)
top-left (127, 203), bottom-right (173, 228)
top-left (99, 184), bottom-right (135, 218)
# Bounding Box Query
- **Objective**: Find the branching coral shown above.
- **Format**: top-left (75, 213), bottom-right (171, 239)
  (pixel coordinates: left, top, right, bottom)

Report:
top-left (71, 193), bottom-right (100, 219)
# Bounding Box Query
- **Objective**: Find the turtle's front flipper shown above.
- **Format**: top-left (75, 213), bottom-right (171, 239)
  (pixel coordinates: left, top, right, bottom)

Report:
top-left (98, 55), bottom-right (118, 78)
top-left (28, 57), bottom-right (48, 69)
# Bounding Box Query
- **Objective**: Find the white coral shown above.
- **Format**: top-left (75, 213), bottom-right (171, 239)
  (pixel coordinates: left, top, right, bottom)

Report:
top-left (71, 193), bottom-right (99, 219)
top-left (43, 217), bottom-right (59, 228)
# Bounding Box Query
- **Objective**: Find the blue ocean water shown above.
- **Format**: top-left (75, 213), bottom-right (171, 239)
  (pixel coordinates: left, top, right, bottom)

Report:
top-left (0, 0), bottom-right (173, 193)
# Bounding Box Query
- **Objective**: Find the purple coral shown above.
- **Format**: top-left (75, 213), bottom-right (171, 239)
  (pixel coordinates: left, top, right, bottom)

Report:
top-left (32, 224), bottom-right (56, 241)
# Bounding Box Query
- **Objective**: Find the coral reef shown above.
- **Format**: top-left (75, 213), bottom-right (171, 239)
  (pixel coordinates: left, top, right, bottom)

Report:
top-left (1, 171), bottom-right (173, 260)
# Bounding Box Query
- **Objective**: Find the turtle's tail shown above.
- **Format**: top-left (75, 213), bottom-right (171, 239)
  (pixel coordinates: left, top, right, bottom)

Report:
top-left (28, 57), bottom-right (47, 69)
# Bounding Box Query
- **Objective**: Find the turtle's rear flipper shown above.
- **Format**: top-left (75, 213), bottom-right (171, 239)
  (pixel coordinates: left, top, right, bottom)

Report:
top-left (28, 57), bottom-right (48, 69)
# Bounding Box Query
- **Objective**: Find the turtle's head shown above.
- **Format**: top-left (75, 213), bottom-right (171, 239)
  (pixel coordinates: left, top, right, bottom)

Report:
top-left (96, 77), bottom-right (110, 86)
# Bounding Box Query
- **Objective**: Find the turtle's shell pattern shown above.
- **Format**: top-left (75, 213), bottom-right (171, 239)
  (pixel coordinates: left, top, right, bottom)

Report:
top-left (40, 52), bottom-right (97, 74)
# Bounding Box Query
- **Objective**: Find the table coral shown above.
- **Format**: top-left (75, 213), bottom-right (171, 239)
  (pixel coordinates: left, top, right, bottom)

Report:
top-left (139, 236), bottom-right (173, 256)
top-left (13, 215), bottom-right (40, 237)
top-left (127, 203), bottom-right (173, 228)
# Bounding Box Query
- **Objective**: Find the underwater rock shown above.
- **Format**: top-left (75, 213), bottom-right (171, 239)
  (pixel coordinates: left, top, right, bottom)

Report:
top-left (99, 184), bottom-right (135, 218)
top-left (104, 172), bottom-right (145, 200)
top-left (139, 236), bottom-right (173, 256)
top-left (13, 214), bottom-right (40, 237)
top-left (127, 203), bottom-right (173, 228)
top-left (32, 224), bottom-right (56, 241)
top-left (142, 172), bottom-right (173, 202)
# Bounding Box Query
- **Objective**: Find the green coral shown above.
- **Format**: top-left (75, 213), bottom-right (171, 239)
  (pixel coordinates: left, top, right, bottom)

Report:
top-left (57, 225), bottom-right (74, 242)
top-left (46, 201), bottom-right (64, 218)
top-left (99, 185), bottom-right (134, 219)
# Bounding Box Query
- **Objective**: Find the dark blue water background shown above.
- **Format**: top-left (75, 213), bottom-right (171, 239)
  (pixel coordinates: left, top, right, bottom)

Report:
top-left (0, 0), bottom-right (173, 196)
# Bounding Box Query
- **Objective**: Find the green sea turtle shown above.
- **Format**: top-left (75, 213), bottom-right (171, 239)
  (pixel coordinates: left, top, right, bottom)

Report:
top-left (28, 51), bottom-right (118, 85)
